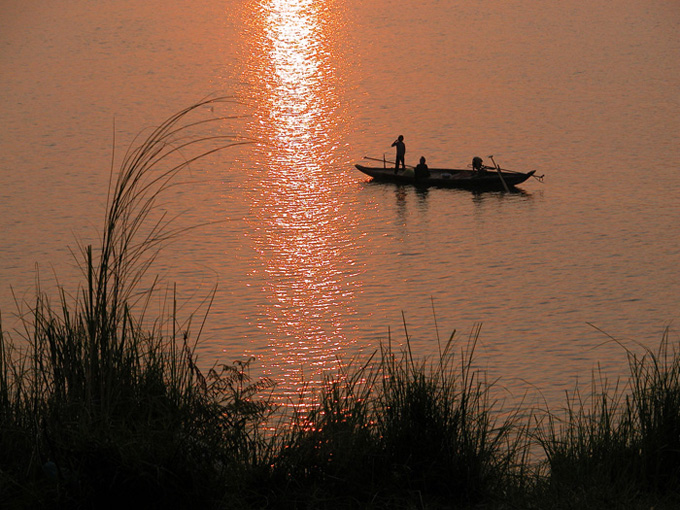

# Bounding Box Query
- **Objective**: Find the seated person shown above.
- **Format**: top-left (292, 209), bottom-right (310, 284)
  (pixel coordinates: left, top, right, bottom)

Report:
top-left (414, 156), bottom-right (430, 181)
top-left (472, 156), bottom-right (486, 174)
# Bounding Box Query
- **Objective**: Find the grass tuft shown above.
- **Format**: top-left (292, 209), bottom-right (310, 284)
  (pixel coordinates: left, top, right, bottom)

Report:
top-left (266, 328), bottom-right (530, 508)
top-left (535, 329), bottom-right (680, 508)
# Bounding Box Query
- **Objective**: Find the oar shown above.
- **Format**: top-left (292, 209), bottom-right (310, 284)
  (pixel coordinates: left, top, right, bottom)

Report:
top-left (363, 156), bottom-right (416, 169)
top-left (488, 155), bottom-right (510, 192)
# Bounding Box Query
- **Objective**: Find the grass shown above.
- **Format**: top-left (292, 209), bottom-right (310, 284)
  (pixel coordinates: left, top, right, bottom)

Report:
top-left (0, 98), bottom-right (267, 509)
top-left (1, 100), bottom-right (680, 509)
top-left (267, 329), bottom-right (531, 509)
top-left (534, 331), bottom-right (680, 509)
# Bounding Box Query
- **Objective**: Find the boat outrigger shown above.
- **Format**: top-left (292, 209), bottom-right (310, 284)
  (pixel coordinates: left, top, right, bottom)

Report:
top-left (355, 155), bottom-right (543, 191)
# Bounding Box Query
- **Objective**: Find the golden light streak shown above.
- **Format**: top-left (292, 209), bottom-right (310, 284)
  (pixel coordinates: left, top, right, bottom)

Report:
top-left (238, 0), bottom-right (359, 407)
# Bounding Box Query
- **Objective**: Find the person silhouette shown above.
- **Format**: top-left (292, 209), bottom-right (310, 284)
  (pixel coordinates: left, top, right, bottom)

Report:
top-left (472, 156), bottom-right (486, 174)
top-left (391, 135), bottom-right (406, 172)
top-left (414, 156), bottom-right (430, 181)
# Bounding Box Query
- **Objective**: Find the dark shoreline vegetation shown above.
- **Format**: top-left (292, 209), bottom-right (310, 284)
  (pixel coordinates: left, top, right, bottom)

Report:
top-left (1, 100), bottom-right (679, 509)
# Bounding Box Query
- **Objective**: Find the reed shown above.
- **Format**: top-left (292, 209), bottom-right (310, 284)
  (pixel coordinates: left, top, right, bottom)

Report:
top-left (0, 98), bottom-right (269, 509)
top-left (628, 329), bottom-right (680, 493)
top-left (535, 330), bottom-right (680, 508)
top-left (372, 327), bottom-right (530, 506)
top-left (535, 371), bottom-right (636, 506)
top-left (264, 327), bottom-right (531, 508)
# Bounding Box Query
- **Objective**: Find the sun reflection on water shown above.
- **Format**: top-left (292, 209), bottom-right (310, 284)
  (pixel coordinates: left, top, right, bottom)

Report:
top-left (238, 0), bottom-right (360, 407)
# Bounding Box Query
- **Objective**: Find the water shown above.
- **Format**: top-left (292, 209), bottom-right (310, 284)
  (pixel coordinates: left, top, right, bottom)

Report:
top-left (1, 0), bottom-right (679, 409)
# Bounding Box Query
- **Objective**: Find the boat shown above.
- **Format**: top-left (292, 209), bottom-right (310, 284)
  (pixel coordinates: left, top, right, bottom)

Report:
top-left (355, 157), bottom-right (540, 191)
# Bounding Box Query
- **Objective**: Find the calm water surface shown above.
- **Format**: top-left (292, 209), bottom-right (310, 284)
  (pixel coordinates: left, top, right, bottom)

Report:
top-left (1, 0), bottom-right (679, 409)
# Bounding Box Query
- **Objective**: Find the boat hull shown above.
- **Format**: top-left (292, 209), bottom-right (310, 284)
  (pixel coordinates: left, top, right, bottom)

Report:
top-left (355, 164), bottom-right (535, 191)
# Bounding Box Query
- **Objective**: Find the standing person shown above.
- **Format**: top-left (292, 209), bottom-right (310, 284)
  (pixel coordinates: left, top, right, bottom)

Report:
top-left (391, 135), bottom-right (405, 172)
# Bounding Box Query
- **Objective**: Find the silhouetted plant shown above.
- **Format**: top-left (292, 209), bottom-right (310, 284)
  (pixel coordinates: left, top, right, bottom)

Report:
top-left (536, 329), bottom-right (680, 507)
top-left (0, 99), bottom-right (264, 509)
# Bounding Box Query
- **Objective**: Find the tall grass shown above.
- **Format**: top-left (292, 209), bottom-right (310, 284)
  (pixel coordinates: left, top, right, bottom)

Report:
top-left (536, 330), bottom-right (680, 508)
top-left (373, 328), bottom-right (529, 506)
top-left (629, 330), bottom-right (680, 493)
top-left (268, 328), bottom-right (531, 508)
top-left (0, 98), bottom-right (270, 509)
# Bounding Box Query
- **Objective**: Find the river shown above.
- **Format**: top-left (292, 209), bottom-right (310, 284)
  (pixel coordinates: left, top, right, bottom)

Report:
top-left (1, 0), bottom-right (679, 410)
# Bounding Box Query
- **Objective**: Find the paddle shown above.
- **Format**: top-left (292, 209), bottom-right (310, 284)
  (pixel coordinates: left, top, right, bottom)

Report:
top-left (488, 155), bottom-right (510, 192)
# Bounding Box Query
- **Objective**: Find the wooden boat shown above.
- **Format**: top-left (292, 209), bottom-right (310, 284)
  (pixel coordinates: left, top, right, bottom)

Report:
top-left (355, 159), bottom-right (538, 191)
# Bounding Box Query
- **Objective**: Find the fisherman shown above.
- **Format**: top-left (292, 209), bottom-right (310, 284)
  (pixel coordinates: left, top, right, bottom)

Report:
top-left (391, 135), bottom-right (406, 172)
top-left (414, 156), bottom-right (430, 181)
top-left (472, 156), bottom-right (487, 174)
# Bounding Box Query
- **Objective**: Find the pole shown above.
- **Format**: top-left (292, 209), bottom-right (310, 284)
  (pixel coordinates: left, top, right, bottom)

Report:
top-left (363, 156), bottom-right (416, 169)
top-left (489, 155), bottom-right (510, 192)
